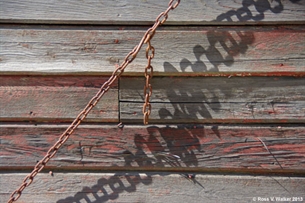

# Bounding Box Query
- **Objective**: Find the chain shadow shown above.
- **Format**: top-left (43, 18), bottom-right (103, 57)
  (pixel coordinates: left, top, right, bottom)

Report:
top-left (56, 125), bottom-right (206, 203)
top-left (215, 0), bottom-right (284, 23)
top-left (131, 125), bottom-right (204, 167)
top-left (160, 0), bottom-right (287, 121)
top-left (56, 172), bottom-right (152, 203)
top-left (56, 1), bottom-right (296, 202)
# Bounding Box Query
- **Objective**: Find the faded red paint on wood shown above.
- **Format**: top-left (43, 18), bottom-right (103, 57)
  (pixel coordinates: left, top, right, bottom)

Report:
top-left (1, 124), bottom-right (304, 174)
top-left (1, 1), bottom-right (305, 202)
top-left (1, 26), bottom-right (304, 75)
top-left (120, 76), bottom-right (305, 123)
top-left (0, 76), bottom-right (118, 122)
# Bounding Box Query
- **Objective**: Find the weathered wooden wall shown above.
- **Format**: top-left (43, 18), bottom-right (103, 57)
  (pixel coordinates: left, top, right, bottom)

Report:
top-left (1, 0), bottom-right (305, 202)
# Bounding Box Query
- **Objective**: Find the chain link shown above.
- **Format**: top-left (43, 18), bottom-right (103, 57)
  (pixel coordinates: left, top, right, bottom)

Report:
top-left (7, 1), bottom-right (180, 202)
top-left (143, 40), bottom-right (154, 124)
top-left (141, 0), bottom-right (180, 124)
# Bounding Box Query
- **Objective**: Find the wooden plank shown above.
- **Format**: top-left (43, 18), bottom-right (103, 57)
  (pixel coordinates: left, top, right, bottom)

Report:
top-left (120, 77), bottom-right (305, 123)
top-left (121, 102), bottom-right (305, 123)
top-left (0, 76), bottom-right (118, 122)
top-left (0, 0), bottom-right (304, 25)
top-left (1, 25), bottom-right (304, 75)
top-left (1, 124), bottom-right (304, 174)
top-left (1, 173), bottom-right (304, 203)
top-left (120, 77), bottom-right (305, 102)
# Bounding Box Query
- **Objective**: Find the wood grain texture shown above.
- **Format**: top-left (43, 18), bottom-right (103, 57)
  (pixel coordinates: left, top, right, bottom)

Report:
top-left (120, 77), bottom-right (305, 123)
top-left (0, 76), bottom-right (118, 122)
top-left (1, 26), bottom-right (304, 75)
top-left (1, 124), bottom-right (304, 174)
top-left (1, 0), bottom-right (304, 200)
top-left (0, 0), bottom-right (304, 25)
top-left (1, 173), bottom-right (304, 203)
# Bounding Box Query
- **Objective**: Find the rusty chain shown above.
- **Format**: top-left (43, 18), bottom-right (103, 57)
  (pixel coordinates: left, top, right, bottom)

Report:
top-left (143, 36), bottom-right (154, 124)
top-left (7, 1), bottom-right (180, 202)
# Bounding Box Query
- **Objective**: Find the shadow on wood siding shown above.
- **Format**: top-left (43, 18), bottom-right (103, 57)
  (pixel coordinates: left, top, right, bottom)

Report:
top-left (156, 0), bottom-right (303, 123)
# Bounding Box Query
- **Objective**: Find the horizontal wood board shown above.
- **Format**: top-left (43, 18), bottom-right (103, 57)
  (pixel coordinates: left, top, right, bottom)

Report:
top-left (1, 173), bottom-right (304, 203)
top-left (1, 76), bottom-right (304, 124)
top-left (0, 0), bottom-right (304, 25)
top-left (1, 25), bottom-right (305, 75)
top-left (120, 77), bottom-right (305, 123)
top-left (1, 124), bottom-right (304, 174)
top-left (0, 76), bottom-right (118, 122)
